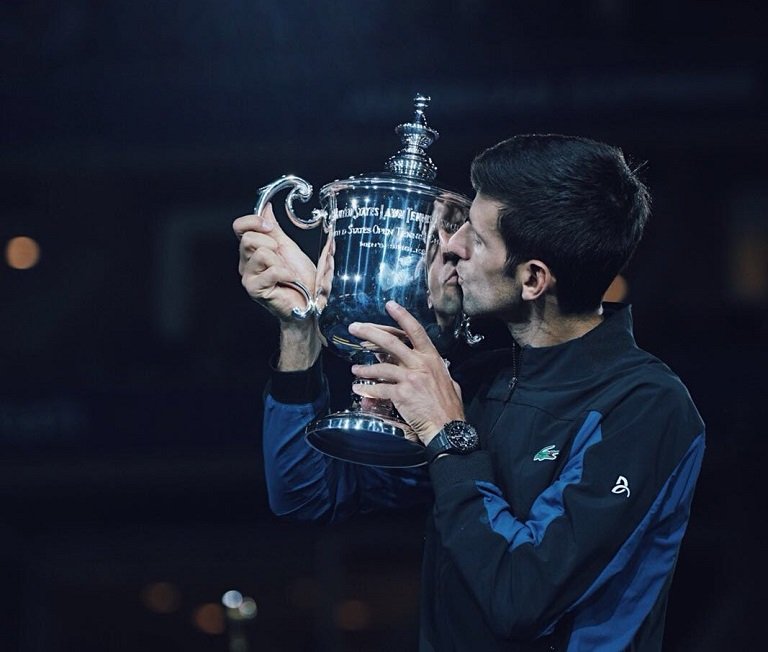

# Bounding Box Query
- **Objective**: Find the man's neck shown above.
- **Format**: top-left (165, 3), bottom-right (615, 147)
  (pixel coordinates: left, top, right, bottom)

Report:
top-left (506, 303), bottom-right (604, 348)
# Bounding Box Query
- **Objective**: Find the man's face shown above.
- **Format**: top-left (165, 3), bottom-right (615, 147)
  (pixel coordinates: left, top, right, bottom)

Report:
top-left (426, 226), bottom-right (462, 327)
top-left (447, 193), bottom-right (523, 320)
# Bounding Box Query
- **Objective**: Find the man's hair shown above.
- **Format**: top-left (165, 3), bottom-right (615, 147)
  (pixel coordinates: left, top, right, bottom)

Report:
top-left (470, 134), bottom-right (651, 314)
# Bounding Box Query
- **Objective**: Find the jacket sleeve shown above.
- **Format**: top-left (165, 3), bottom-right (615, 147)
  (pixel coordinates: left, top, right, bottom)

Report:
top-left (427, 381), bottom-right (705, 641)
top-left (262, 357), bottom-right (432, 524)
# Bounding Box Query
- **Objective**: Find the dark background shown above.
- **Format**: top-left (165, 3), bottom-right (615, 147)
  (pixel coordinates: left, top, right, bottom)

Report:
top-left (2, 1), bottom-right (767, 650)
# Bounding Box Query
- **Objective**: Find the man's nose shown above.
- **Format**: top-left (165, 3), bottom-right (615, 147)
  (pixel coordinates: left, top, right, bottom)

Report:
top-left (446, 223), bottom-right (469, 260)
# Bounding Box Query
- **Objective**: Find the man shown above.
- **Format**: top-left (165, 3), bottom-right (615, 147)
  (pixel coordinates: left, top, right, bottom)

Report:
top-left (234, 134), bottom-right (705, 651)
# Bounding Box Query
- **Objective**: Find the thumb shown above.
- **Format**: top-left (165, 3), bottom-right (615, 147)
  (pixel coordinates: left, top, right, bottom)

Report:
top-left (259, 203), bottom-right (300, 248)
top-left (257, 203), bottom-right (298, 246)
top-left (254, 202), bottom-right (276, 231)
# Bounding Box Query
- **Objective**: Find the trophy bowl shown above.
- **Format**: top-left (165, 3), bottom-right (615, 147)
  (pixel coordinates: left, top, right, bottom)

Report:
top-left (255, 95), bottom-right (471, 467)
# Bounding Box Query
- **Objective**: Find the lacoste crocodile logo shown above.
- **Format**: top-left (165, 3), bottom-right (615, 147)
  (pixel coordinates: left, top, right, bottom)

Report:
top-left (533, 445), bottom-right (560, 462)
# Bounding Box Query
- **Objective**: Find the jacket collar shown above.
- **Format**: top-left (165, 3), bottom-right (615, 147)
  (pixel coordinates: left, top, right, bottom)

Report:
top-left (510, 302), bottom-right (637, 387)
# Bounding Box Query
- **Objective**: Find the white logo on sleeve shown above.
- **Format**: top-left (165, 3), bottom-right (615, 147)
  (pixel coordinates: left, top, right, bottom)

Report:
top-left (612, 475), bottom-right (631, 498)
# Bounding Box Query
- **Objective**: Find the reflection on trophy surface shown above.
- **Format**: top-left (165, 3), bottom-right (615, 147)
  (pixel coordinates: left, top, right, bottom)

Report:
top-left (424, 199), bottom-right (467, 353)
top-left (254, 95), bottom-right (472, 467)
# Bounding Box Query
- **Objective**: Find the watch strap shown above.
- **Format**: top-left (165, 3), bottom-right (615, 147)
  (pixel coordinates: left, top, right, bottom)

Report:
top-left (425, 429), bottom-right (452, 464)
top-left (425, 420), bottom-right (479, 464)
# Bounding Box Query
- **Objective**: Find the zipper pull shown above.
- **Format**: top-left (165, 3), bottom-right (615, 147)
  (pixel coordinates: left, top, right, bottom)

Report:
top-left (505, 342), bottom-right (521, 401)
top-left (505, 376), bottom-right (518, 401)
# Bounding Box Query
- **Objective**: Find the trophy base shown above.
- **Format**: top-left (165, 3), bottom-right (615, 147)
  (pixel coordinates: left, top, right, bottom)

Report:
top-left (305, 410), bottom-right (427, 468)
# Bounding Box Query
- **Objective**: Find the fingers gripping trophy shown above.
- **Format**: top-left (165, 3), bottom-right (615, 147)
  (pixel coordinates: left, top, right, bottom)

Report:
top-left (252, 95), bottom-right (473, 467)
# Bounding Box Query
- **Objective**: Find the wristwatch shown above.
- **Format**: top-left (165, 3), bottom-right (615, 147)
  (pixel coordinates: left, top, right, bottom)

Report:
top-left (425, 420), bottom-right (479, 464)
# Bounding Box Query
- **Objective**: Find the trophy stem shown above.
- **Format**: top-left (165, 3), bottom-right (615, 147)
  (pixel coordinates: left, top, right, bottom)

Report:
top-left (350, 387), bottom-right (397, 419)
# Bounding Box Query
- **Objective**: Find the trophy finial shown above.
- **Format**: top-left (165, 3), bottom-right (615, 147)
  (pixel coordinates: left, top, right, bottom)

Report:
top-left (413, 94), bottom-right (430, 120)
top-left (384, 93), bottom-right (439, 182)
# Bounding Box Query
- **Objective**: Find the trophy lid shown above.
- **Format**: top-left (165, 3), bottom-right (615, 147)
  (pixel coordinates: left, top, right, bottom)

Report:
top-left (384, 94), bottom-right (439, 182)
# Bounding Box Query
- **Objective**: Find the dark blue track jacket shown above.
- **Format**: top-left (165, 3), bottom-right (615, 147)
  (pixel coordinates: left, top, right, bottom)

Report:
top-left (262, 304), bottom-right (705, 651)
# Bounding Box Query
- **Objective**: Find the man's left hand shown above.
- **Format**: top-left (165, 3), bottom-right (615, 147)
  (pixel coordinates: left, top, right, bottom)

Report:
top-left (349, 301), bottom-right (465, 446)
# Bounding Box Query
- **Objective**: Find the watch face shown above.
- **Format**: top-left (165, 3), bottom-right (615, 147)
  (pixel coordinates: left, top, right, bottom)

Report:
top-left (444, 421), bottom-right (479, 453)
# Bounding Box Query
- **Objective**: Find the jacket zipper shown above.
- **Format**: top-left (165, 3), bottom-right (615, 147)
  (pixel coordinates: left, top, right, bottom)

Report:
top-left (505, 341), bottom-right (521, 401)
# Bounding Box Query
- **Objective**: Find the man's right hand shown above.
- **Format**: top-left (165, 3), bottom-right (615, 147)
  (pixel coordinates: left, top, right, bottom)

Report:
top-left (233, 203), bottom-right (322, 370)
top-left (234, 203), bottom-right (317, 321)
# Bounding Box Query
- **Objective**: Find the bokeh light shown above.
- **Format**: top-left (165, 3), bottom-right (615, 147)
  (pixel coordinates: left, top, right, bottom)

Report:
top-left (221, 590), bottom-right (243, 609)
top-left (222, 590), bottom-right (258, 620)
top-left (140, 582), bottom-right (181, 614)
top-left (192, 603), bottom-right (225, 635)
top-left (603, 275), bottom-right (628, 303)
top-left (5, 236), bottom-right (41, 269)
top-left (238, 597), bottom-right (257, 619)
top-left (335, 599), bottom-right (371, 631)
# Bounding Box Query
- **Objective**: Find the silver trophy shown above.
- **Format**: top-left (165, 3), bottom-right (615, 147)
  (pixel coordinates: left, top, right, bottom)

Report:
top-left (255, 94), bottom-right (472, 467)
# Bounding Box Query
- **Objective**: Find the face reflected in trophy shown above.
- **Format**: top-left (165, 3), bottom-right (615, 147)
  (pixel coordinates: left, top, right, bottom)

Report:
top-left (254, 95), bottom-right (473, 467)
top-left (425, 199), bottom-right (466, 338)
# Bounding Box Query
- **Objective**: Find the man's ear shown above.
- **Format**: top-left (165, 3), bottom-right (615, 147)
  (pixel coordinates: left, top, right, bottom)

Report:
top-left (519, 259), bottom-right (556, 302)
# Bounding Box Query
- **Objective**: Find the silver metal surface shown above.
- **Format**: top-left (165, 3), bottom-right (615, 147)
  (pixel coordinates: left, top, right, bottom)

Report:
top-left (383, 93), bottom-right (439, 181)
top-left (454, 313), bottom-right (485, 346)
top-left (313, 177), bottom-right (470, 361)
top-left (254, 175), bottom-right (317, 228)
top-left (305, 410), bottom-right (427, 468)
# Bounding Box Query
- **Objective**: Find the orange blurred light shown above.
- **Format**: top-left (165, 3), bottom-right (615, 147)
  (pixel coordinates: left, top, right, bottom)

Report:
top-left (193, 603), bottom-right (225, 635)
top-left (141, 582), bottom-right (181, 614)
top-left (5, 236), bottom-right (40, 269)
top-left (730, 232), bottom-right (768, 303)
top-left (335, 599), bottom-right (371, 631)
top-left (603, 275), bottom-right (628, 303)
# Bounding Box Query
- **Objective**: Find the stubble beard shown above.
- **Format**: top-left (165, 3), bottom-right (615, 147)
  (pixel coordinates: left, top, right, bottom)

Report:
top-left (462, 280), bottom-right (531, 324)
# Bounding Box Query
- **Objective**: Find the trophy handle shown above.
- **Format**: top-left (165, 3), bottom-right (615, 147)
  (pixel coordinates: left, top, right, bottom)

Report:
top-left (254, 174), bottom-right (323, 320)
top-left (454, 313), bottom-right (485, 346)
top-left (286, 279), bottom-right (315, 320)
top-left (254, 174), bottom-right (327, 230)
